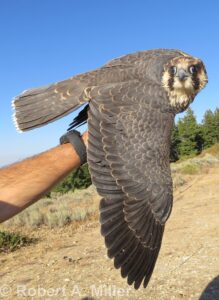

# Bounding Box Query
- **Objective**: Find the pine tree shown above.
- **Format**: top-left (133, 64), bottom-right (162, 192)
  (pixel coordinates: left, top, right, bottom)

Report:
top-left (201, 109), bottom-right (218, 148)
top-left (214, 108), bottom-right (219, 142)
top-left (177, 108), bottom-right (202, 157)
top-left (170, 123), bottom-right (181, 161)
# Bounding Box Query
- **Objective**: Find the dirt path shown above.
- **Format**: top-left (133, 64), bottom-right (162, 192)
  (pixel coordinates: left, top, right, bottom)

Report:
top-left (0, 166), bottom-right (219, 300)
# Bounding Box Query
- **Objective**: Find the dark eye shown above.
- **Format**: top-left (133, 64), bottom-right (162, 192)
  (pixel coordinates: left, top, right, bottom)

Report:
top-left (170, 66), bottom-right (177, 75)
top-left (189, 65), bottom-right (197, 74)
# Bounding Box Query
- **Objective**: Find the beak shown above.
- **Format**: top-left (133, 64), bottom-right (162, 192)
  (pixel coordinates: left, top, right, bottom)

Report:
top-left (177, 69), bottom-right (188, 81)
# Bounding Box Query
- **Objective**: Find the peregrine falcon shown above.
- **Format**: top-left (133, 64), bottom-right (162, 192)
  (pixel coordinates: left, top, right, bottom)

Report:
top-left (12, 49), bottom-right (208, 289)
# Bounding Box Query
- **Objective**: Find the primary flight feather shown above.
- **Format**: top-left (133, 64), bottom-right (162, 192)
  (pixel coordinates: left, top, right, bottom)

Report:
top-left (12, 49), bottom-right (208, 289)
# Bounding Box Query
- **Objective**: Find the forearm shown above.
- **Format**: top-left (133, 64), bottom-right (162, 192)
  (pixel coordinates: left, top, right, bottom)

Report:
top-left (0, 134), bottom-right (87, 222)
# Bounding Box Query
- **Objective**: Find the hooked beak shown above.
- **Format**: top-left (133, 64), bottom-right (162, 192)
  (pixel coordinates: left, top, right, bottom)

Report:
top-left (177, 69), bottom-right (189, 81)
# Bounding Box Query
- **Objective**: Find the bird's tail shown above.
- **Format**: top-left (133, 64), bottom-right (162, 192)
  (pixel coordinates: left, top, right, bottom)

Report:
top-left (12, 76), bottom-right (90, 132)
top-left (67, 104), bottom-right (89, 130)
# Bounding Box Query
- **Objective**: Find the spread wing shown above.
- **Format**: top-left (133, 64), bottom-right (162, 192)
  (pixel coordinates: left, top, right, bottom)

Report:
top-left (87, 80), bottom-right (174, 289)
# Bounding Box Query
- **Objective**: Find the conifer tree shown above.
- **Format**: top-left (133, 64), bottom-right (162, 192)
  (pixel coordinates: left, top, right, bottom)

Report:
top-left (201, 109), bottom-right (218, 148)
top-left (177, 108), bottom-right (202, 156)
top-left (170, 123), bottom-right (180, 161)
top-left (213, 108), bottom-right (219, 142)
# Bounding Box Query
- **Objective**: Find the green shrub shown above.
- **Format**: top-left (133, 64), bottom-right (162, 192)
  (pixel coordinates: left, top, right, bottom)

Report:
top-left (179, 164), bottom-right (200, 175)
top-left (51, 164), bottom-right (92, 194)
top-left (0, 230), bottom-right (35, 253)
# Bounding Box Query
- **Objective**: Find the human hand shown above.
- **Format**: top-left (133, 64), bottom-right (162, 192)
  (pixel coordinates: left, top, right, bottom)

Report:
top-left (81, 131), bottom-right (88, 148)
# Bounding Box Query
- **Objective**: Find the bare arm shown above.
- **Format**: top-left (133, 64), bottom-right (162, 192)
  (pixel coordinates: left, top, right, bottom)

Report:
top-left (0, 132), bottom-right (88, 223)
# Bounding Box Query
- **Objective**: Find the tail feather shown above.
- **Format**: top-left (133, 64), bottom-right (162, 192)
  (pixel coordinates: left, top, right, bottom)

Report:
top-left (68, 104), bottom-right (89, 130)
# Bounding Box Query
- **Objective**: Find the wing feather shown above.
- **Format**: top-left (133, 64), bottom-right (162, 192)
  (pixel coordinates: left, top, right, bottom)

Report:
top-left (87, 80), bottom-right (175, 288)
top-left (87, 81), bottom-right (174, 288)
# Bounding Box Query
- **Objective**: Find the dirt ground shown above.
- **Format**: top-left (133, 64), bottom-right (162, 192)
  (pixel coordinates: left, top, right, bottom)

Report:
top-left (0, 165), bottom-right (219, 300)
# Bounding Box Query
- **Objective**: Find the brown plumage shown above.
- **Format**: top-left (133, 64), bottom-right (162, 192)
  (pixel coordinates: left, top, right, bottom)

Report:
top-left (12, 49), bottom-right (208, 289)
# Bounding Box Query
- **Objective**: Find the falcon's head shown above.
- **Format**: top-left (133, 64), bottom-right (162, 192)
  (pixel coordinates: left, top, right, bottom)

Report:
top-left (162, 55), bottom-right (208, 112)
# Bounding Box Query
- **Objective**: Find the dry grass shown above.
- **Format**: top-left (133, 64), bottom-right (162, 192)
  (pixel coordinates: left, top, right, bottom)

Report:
top-left (171, 152), bottom-right (219, 175)
top-left (4, 185), bottom-right (100, 229)
top-left (202, 143), bottom-right (219, 157)
top-left (171, 144), bottom-right (219, 189)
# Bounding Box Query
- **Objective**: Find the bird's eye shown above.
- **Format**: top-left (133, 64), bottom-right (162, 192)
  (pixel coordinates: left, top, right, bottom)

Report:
top-left (189, 65), bottom-right (197, 74)
top-left (170, 66), bottom-right (177, 75)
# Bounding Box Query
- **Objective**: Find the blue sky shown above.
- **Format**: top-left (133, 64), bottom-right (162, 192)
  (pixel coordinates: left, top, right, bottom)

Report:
top-left (1, 0), bottom-right (219, 166)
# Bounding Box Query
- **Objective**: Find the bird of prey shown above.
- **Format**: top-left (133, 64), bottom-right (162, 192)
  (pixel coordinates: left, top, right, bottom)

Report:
top-left (12, 49), bottom-right (208, 289)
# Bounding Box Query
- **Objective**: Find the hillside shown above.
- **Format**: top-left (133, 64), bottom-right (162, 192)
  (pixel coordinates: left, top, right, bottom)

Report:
top-left (0, 147), bottom-right (219, 299)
